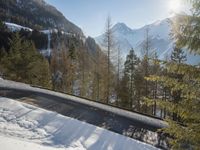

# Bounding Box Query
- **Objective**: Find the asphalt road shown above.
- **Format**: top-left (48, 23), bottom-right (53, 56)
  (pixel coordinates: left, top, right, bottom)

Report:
top-left (0, 90), bottom-right (168, 149)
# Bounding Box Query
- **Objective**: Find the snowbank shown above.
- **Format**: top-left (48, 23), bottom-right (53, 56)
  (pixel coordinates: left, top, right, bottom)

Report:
top-left (0, 135), bottom-right (69, 150)
top-left (5, 22), bottom-right (33, 32)
top-left (0, 79), bottom-right (167, 129)
top-left (0, 97), bottom-right (158, 150)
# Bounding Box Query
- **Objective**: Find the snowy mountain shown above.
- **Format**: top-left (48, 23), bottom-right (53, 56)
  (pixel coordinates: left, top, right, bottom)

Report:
top-left (95, 18), bottom-right (200, 65)
top-left (0, 0), bottom-right (102, 59)
top-left (0, 0), bottom-right (83, 36)
top-left (5, 22), bottom-right (33, 32)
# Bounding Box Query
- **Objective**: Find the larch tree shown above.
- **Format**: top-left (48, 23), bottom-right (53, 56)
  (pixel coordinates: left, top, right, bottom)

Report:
top-left (141, 26), bottom-right (152, 113)
top-left (115, 45), bottom-right (123, 106)
top-left (103, 15), bottom-right (115, 103)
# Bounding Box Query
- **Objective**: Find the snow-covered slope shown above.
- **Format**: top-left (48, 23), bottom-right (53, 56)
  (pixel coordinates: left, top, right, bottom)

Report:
top-left (5, 22), bottom-right (33, 32)
top-left (4, 22), bottom-right (52, 57)
top-left (95, 18), bottom-right (200, 65)
top-left (0, 97), bottom-right (158, 150)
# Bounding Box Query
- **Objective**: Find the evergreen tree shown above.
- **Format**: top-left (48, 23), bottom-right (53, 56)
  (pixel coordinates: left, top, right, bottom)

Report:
top-left (146, 63), bottom-right (200, 149)
top-left (145, 1), bottom-right (200, 149)
top-left (171, 47), bottom-right (187, 64)
top-left (68, 38), bottom-right (78, 94)
top-left (0, 47), bottom-right (6, 76)
top-left (171, 0), bottom-right (200, 54)
top-left (120, 49), bottom-right (140, 109)
top-left (50, 47), bottom-right (60, 90)
top-left (68, 42), bottom-right (76, 60)
top-left (170, 46), bottom-right (187, 121)
top-left (149, 52), bottom-right (161, 116)
top-left (118, 75), bottom-right (130, 108)
top-left (0, 47), bottom-right (6, 62)
top-left (0, 20), bottom-right (6, 31)
top-left (1, 33), bottom-right (52, 88)
top-left (132, 63), bottom-right (144, 112)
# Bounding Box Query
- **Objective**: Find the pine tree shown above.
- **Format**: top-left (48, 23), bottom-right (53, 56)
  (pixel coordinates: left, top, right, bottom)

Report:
top-left (171, 0), bottom-right (200, 54)
top-left (120, 49), bottom-right (140, 109)
top-left (50, 47), bottom-right (60, 90)
top-left (1, 32), bottom-right (52, 88)
top-left (146, 63), bottom-right (200, 149)
top-left (118, 75), bottom-right (130, 108)
top-left (170, 46), bottom-right (187, 121)
top-left (0, 47), bottom-right (7, 76)
top-left (171, 47), bottom-right (187, 64)
top-left (133, 63), bottom-right (144, 112)
top-left (0, 20), bottom-right (6, 31)
top-left (67, 38), bottom-right (78, 94)
top-left (0, 47), bottom-right (6, 62)
top-left (149, 52), bottom-right (161, 116)
top-left (68, 42), bottom-right (76, 60)
top-left (2, 33), bottom-right (25, 81)
top-left (145, 1), bottom-right (200, 149)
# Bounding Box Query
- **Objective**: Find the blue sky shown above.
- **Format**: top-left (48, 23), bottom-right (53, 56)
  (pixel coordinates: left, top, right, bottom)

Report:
top-left (44, 0), bottom-right (184, 37)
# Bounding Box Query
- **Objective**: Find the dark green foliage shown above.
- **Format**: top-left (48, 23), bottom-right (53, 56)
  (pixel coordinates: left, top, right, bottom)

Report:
top-left (169, 47), bottom-right (187, 121)
top-left (118, 75), bottom-right (130, 108)
top-left (146, 62), bottom-right (200, 149)
top-left (68, 42), bottom-right (76, 60)
top-left (0, 20), bottom-right (7, 31)
top-left (0, 29), bottom-right (48, 50)
top-left (0, 32), bottom-right (52, 88)
top-left (171, 47), bottom-right (187, 64)
top-left (119, 49), bottom-right (140, 109)
top-left (0, 30), bottom-right (11, 50)
top-left (171, 0), bottom-right (200, 54)
top-left (145, 1), bottom-right (200, 149)
top-left (20, 29), bottom-right (48, 49)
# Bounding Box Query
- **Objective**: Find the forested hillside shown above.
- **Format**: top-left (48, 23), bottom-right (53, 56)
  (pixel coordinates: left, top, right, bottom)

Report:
top-left (0, 0), bottom-right (83, 36)
top-left (0, 0), bottom-right (111, 101)
top-left (0, 22), bottom-right (112, 102)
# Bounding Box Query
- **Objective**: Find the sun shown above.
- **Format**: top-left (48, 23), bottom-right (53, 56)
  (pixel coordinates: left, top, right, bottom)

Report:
top-left (169, 0), bottom-right (181, 13)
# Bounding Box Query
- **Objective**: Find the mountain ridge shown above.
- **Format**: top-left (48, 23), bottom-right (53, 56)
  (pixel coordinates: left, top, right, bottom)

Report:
top-left (0, 0), bottom-right (84, 36)
top-left (95, 18), bottom-right (200, 65)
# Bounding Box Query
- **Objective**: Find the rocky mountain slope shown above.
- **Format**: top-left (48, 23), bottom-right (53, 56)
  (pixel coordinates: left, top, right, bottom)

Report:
top-left (0, 0), bottom-right (83, 36)
top-left (0, 0), bottom-right (104, 58)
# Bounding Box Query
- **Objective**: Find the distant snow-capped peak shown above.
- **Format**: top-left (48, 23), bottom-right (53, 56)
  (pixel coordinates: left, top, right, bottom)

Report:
top-left (95, 18), bottom-right (200, 65)
top-left (112, 23), bottom-right (133, 34)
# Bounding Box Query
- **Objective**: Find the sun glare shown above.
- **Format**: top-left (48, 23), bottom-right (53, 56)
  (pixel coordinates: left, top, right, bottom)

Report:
top-left (169, 0), bottom-right (181, 13)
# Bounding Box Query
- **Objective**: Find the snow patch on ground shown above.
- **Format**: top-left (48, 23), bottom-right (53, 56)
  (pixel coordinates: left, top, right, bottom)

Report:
top-left (0, 97), bottom-right (158, 150)
top-left (5, 22), bottom-right (33, 32)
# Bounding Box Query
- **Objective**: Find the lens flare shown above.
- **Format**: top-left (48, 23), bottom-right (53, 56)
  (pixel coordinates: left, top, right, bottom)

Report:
top-left (169, 0), bottom-right (181, 13)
